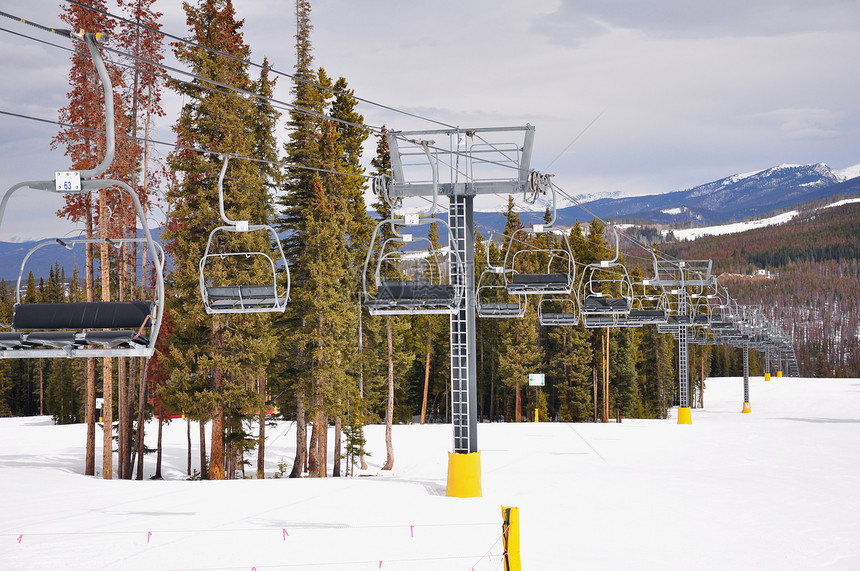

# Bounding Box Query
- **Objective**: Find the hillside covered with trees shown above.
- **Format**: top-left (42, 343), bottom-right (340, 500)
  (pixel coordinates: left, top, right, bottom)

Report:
top-left (660, 200), bottom-right (860, 377)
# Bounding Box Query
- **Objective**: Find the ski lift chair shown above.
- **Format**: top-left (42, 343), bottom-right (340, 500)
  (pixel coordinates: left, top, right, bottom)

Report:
top-left (0, 236), bottom-right (164, 359)
top-left (198, 155), bottom-right (289, 315)
top-left (504, 225), bottom-right (575, 295)
top-left (363, 217), bottom-right (464, 316)
top-left (476, 267), bottom-right (527, 318)
top-left (537, 294), bottom-right (580, 326)
top-left (475, 234), bottom-right (526, 318)
top-left (622, 279), bottom-right (670, 327)
top-left (578, 226), bottom-right (634, 328)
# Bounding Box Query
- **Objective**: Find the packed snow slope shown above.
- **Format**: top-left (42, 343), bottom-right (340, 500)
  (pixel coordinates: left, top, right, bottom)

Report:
top-left (2, 376), bottom-right (859, 570)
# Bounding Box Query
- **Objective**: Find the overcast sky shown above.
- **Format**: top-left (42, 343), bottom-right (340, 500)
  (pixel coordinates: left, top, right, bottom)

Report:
top-left (1, 0), bottom-right (858, 240)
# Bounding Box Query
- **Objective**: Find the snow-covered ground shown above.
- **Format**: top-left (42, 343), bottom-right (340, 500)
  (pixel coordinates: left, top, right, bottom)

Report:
top-left (2, 376), bottom-right (860, 570)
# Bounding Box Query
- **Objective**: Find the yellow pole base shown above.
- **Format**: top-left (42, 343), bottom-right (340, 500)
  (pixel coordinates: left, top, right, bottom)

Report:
top-left (742, 402), bottom-right (751, 413)
top-left (501, 506), bottom-right (522, 571)
top-left (446, 451), bottom-right (482, 497)
top-left (677, 407), bottom-right (692, 424)
top-left (765, 373), bottom-right (771, 381)
top-left (777, 371), bottom-right (783, 378)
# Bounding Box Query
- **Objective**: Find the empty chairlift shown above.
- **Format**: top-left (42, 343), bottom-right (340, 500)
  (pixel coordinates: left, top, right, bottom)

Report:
top-left (363, 215), bottom-right (464, 316)
top-left (0, 237), bottom-right (164, 358)
top-left (578, 226), bottom-right (633, 328)
top-left (623, 278), bottom-right (670, 327)
top-left (537, 294), bottom-right (580, 326)
top-left (363, 141), bottom-right (464, 316)
top-left (502, 172), bottom-right (576, 295)
top-left (199, 155), bottom-right (289, 314)
top-left (0, 31), bottom-right (164, 359)
top-left (476, 233), bottom-right (526, 318)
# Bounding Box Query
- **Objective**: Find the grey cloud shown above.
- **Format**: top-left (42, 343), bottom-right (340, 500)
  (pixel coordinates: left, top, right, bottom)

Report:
top-left (534, 0), bottom-right (860, 44)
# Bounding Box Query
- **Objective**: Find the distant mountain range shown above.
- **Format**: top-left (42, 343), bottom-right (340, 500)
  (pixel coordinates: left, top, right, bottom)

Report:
top-left (468, 162), bottom-right (860, 232)
top-left (571, 163), bottom-right (860, 225)
top-left (1, 162), bottom-right (858, 279)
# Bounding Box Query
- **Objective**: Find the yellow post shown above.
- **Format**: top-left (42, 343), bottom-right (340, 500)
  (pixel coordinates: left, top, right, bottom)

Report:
top-left (535, 408), bottom-right (539, 423)
top-left (501, 506), bottom-right (521, 571)
top-left (765, 373), bottom-right (771, 381)
top-left (677, 407), bottom-right (692, 424)
top-left (777, 371), bottom-right (783, 378)
top-left (742, 402), bottom-right (751, 413)
top-left (445, 451), bottom-right (482, 497)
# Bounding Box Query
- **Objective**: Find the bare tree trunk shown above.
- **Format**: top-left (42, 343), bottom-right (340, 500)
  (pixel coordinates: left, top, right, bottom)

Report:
top-left (382, 316), bottom-right (395, 470)
top-left (225, 426), bottom-right (234, 480)
top-left (593, 367), bottom-right (598, 422)
top-left (199, 420), bottom-right (207, 479)
top-left (332, 415), bottom-right (342, 477)
top-left (420, 332), bottom-right (431, 425)
top-left (118, 358), bottom-right (126, 478)
top-left (601, 329), bottom-right (609, 423)
top-left (357, 299), bottom-right (367, 470)
top-left (515, 383), bottom-right (522, 422)
top-left (257, 375), bottom-right (266, 478)
top-left (152, 414), bottom-right (163, 479)
top-left (100, 190), bottom-right (113, 479)
top-left (117, 240), bottom-right (129, 478)
top-left (135, 357), bottom-right (147, 480)
top-left (257, 410), bottom-right (265, 479)
top-left (307, 420), bottom-right (319, 476)
top-left (186, 416), bottom-right (192, 476)
top-left (39, 360), bottom-right (44, 416)
top-left (316, 411), bottom-right (328, 478)
top-left (85, 209), bottom-right (96, 476)
top-left (209, 402), bottom-right (225, 480)
top-left (209, 317), bottom-right (225, 480)
top-left (290, 394), bottom-right (307, 478)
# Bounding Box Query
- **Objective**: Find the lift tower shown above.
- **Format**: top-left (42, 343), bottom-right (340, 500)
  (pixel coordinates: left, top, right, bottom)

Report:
top-left (384, 126), bottom-right (536, 496)
top-left (653, 259), bottom-right (713, 424)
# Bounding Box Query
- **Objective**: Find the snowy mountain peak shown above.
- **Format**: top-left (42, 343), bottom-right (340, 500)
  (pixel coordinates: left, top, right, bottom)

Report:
top-left (834, 163), bottom-right (860, 182)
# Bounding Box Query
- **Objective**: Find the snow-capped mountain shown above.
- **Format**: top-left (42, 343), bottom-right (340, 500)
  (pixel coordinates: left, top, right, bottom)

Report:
top-left (580, 163), bottom-right (860, 224)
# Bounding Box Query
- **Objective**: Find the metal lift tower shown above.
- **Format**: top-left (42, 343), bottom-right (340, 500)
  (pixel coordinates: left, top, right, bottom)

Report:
top-left (385, 126), bottom-right (536, 496)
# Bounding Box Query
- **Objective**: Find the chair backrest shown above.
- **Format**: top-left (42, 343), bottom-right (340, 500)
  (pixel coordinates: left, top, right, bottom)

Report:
top-left (12, 301), bottom-right (155, 331)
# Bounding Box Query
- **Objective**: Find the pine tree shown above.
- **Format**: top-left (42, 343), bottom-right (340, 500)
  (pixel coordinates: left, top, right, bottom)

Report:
top-left (498, 305), bottom-right (544, 422)
top-left (163, 0), bottom-right (279, 480)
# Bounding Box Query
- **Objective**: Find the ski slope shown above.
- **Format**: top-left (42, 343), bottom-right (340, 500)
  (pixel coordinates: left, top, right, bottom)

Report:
top-left (669, 197), bottom-right (860, 242)
top-left (2, 376), bottom-right (859, 570)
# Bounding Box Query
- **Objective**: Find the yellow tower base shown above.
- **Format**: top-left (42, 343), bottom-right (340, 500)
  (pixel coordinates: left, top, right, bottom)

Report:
top-left (677, 407), bottom-right (692, 424)
top-left (446, 451), bottom-right (482, 497)
top-left (742, 402), bottom-right (751, 413)
top-left (777, 371), bottom-right (783, 378)
top-left (765, 373), bottom-right (771, 381)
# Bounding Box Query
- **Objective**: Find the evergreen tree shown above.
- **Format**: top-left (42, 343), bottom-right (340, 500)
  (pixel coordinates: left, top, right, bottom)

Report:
top-left (498, 305), bottom-right (544, 422)
top-left (163, 0), bottom-right (279, 480)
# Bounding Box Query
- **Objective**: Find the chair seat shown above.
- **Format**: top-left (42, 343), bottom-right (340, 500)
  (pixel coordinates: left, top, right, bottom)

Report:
top-left (25, 331), bottom-right (79, 349)
top-left (508, 274), bottom-right (570, 292)
top-left (376, 281), bottom-right (457, 304)
top-left (540, 313), bottom-right (579, 325)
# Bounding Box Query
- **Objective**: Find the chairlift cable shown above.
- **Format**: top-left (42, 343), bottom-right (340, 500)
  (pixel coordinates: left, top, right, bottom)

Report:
top-left (0, 109), bottom-right (374, 183)
top-left (543, 109), bottom-right (606, 171)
